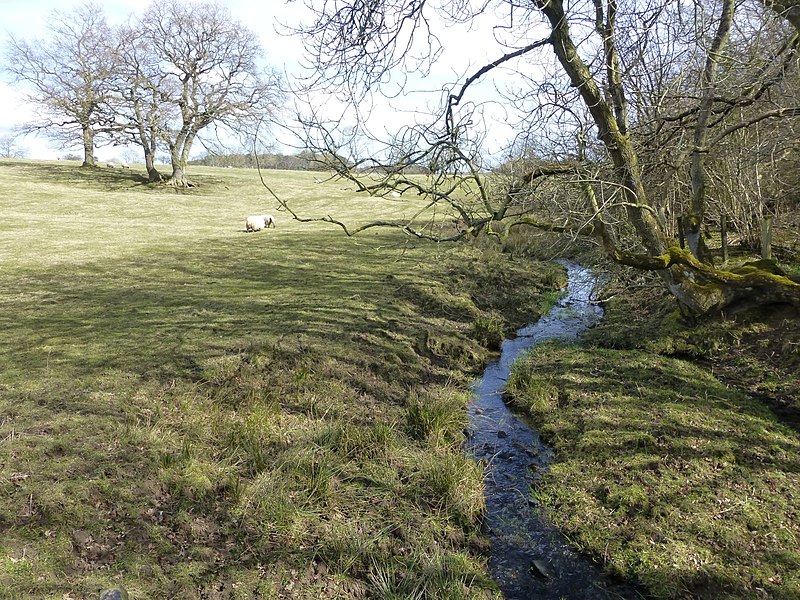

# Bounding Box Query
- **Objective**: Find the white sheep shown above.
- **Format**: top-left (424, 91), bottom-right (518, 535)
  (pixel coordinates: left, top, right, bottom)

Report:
top-left (106, 163), bottom-right (115, 169)
top-left (245, 214), bottom-right (276, 232)
top-left (121, 162), bottom-right (130, 169)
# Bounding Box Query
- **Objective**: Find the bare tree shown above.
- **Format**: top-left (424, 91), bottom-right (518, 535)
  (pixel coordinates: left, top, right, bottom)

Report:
top-left (0, 133), bottom-right (26, 159)
top-left (109, 22), bottom-right (172, 183)
top-left (287, 0), bottom-right (800, 314)
top-left (3, 2), bottom-right (118, 167)
top-left (128, 0), bottom-right (283, 187)
top-left (622, 1), bottom-right (800, 253)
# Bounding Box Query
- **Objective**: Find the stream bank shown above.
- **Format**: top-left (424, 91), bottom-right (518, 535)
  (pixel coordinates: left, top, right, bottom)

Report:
top-left (466, 261), bottom-right (641, 599)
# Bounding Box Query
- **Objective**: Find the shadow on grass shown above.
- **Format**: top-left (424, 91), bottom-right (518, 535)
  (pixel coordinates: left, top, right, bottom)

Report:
top-left (2, 160), bottom-right (154, 191)
top-left (584, 277), bottom-right (800, 429)
top-left (0, 223), bottom-right (493, 414)
top-left (1, 230), bottom-right (446, 383)
top-left (1, 226), bottom-right (513, 597)
top-left (1, 160), bottom-right (252, 195)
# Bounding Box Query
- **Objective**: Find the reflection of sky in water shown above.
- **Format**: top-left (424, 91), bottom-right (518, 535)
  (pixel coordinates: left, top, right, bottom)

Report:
top-left (467, 261), bottom-right (639, 600)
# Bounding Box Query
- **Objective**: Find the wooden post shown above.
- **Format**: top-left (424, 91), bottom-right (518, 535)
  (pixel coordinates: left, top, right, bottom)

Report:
top-left (721, 214), bottom-right (728, 263)
top-left (761, 216), bottom-right (773, 260)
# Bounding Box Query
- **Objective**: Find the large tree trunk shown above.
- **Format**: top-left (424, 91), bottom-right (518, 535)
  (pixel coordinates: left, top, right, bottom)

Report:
top-left (537, 0), bottom-right (800, 314)
top-left (166, 131), bottom-right (193, 187)
top-left (81, 126), bottom-right (95, 167)
top-left (615, 248), bottom-right (800, 312)
top-left (143, 149), bottom-right (162, 183)
top-left (538, 0), bottom-right (667, 257)
top-left (133, 113), bottom-right (162, 183)
top-left (167, 163), bottom-right (189, 187)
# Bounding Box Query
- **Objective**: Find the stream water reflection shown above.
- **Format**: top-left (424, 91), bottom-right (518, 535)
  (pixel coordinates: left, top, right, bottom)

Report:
top-left (466, 261), bottom-right (642, 599)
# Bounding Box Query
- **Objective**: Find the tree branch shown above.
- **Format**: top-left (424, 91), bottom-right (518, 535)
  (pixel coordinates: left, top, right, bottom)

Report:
top-left (711, 107), bottom-right (800, 145)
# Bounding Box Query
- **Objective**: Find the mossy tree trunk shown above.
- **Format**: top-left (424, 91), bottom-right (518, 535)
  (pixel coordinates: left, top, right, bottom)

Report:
top-left (537, 0), bottom-right (800, 314)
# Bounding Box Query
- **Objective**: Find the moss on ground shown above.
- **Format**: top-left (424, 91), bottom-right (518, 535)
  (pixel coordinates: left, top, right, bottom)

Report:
top-left (506, 266), bottom-right (800, 599)
top-left (586, 271), bottom-right (800, 426)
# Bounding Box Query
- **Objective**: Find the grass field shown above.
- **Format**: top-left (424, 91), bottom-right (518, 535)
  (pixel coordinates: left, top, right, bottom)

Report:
top-left (3, 159), bottom-right (798, 600)
top-left (0, 159), bottom-right (563, 598)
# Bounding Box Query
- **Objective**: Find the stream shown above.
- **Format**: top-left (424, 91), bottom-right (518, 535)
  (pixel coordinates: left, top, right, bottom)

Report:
top-left (466, 261), bottom-right (642, 599)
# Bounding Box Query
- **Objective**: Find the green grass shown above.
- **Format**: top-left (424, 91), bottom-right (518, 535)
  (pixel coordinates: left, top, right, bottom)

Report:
top-left (0, 159), bottom-right (563, 598)
top-left (585, 273), bottom-right (800, 423)
top-left (507, 341), bottom-right (800, 599)
top-left (6, 158), bottom-right (795, 599)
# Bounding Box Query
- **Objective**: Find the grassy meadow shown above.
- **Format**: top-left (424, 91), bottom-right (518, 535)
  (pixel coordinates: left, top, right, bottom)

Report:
top-left (2, 158), bottom-right (798, 600)
top-left (0, 159), bottom-right (564, 598)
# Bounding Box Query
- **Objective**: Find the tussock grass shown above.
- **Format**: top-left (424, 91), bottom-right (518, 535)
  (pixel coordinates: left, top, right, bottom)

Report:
top-left (405, 387), bottom-right (469, 447)
top-left (0, 159), bottom-right (561, 598)
top-left (507, 341), bottom-right (800, 599)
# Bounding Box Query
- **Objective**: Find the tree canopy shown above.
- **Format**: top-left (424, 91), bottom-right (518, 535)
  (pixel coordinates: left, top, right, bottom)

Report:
top-left (128, 0), bottom-right (282, 187)
top-left (4, 2), bottom-right (117, 167)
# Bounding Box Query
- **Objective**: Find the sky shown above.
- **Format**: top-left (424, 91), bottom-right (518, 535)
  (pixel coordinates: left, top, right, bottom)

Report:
top-left (0, 0), bottom-right (308, 160)
top-left (0, 0), bottom-right (523, 161)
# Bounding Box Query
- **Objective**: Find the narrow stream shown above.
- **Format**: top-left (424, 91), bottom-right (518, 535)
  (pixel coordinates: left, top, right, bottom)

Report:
top-left (466, 261), bottom-right (642, 599)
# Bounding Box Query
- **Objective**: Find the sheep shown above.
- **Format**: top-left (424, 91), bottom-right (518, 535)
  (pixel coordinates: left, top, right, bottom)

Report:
top-left (121, 162), bottom-right (130, 169)
top-left (106, 163), bottom-right (115, 169)
top-left (245, 214), bottom-right (276, 232)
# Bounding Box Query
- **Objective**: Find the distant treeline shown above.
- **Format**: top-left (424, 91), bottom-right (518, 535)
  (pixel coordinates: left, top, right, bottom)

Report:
top-left (190, 152), bottom-right (338, 171)
top-left (189, 151), bottom-right (433, 174)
